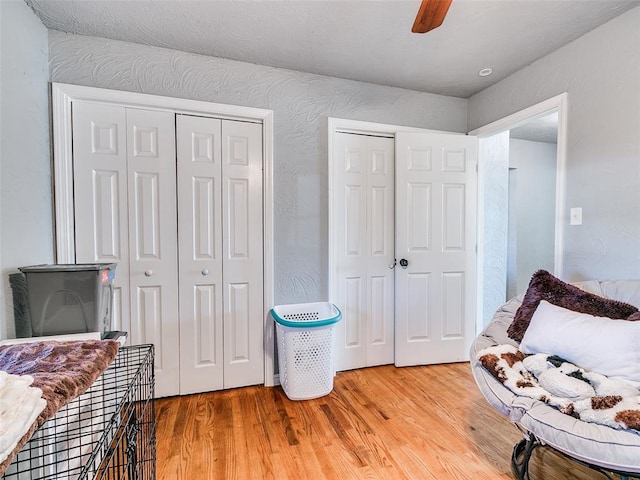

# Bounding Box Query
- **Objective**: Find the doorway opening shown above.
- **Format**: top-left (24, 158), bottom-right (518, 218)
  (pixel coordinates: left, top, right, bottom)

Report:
top-left (507, 112), bottom-right (558, 298)
top-left (470, 93), bottom-right (568, 330)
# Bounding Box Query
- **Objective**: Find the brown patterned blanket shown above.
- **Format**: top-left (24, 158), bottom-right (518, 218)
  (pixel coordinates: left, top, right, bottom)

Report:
top-left (0, 339), bottom-right (119, 475)
top-left (477, 344), bottom-right (640, 433)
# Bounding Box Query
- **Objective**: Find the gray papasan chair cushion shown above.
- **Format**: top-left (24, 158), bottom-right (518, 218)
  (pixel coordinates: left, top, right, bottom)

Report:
top-left (470, 279), bottom-right (640, 475)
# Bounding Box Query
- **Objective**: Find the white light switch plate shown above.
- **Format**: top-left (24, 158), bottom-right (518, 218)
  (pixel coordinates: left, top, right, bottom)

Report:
top-left (570, 207), bottom-right (582, 225)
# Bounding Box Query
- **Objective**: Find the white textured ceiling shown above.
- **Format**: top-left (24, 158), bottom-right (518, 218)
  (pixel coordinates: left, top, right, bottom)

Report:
top-left (25, 0), bottom-right (640, 98)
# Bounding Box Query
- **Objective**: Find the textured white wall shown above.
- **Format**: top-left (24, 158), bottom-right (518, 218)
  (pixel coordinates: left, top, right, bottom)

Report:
top-left (509, 139), bottom-right (557, 294)
top-left (0, 1), bottom-right (52, 338)
top-left (478, 132), bottom-right (510, 327)
top-left (469, 6), bottom-right (640, 282)
top-left (48, 31), bottom-right (468, 305)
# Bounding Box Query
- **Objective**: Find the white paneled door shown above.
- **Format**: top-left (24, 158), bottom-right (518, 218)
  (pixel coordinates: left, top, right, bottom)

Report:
top-left (176, 115), bottom-right (224, 394)
top-left (73, 104), bottom-right (180, 396)
top-left (177, 116), bottom-right (263, 393)
top-left (126, 109), bottom-right (180, 395)
top-left (221, 120), bottom-right (264, 388)
top-left (333, 132), bottom-right (395, 371)
top-left (331, 129), bottom-right (477, 371)
top-left (73, 102), bottom-right (264, 397)
top-left (72, 102), bottom-right (129, 335)
top-left (394, 132), bottom-right (477, 366)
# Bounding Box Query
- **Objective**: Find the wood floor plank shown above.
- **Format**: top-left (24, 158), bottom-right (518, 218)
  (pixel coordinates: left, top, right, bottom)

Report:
top-left (155, 363), bottom-right (623, 479)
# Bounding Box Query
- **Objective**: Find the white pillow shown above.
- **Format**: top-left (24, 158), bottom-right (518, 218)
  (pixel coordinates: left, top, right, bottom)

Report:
top-left (538, 369), bottom-right (595, 399)
top-left (520, 300), bottom-right (640, 386)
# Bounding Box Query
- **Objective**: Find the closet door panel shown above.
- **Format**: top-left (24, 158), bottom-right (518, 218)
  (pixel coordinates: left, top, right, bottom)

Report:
top-left (332, 133), bottom-right (367, 371)
top-left (365, 136), bottom-right (395, 366)
top-left (126, 108), bottom-right (179, 398)
top-left (72, 102), bottom-right (130, 334)
top-left (176, 115), bottom-right (224, 395)
top-left (332, 133), bottom-right (394, 372)
top-left (222, 120), bottom-right (264, 389)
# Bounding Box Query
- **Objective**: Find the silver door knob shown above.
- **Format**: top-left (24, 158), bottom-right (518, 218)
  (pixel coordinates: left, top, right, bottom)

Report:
top-left (144, 270), bottom-right (153, 277)
top-left (201, 269), bottom-right (209, 276)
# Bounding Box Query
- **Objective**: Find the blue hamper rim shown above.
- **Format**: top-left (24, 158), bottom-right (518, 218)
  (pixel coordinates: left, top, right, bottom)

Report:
top-left (271, 302), bottom-right (342, 328)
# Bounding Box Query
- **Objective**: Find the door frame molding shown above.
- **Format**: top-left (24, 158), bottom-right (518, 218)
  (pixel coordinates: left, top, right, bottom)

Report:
top-left (469, 93), bottom-right (568, 330)
top-left (51, 82), bottom-right (276, 387)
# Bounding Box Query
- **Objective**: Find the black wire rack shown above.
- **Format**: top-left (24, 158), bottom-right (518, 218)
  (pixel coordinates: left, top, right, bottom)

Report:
top-left (1, 344), bottom-right (156, 480)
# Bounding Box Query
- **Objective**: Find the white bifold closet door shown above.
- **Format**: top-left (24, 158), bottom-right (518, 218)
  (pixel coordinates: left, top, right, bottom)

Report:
top-left (73, 103), bottom-right (180, 396)
top-left (177, 115), bottom-right (264, 394)
top-left (176, 115), bottom-right (224, 394)
top-left (72, 102), bottom-right (263, 397)
top-left (72, 103), bottom-right (130, 335)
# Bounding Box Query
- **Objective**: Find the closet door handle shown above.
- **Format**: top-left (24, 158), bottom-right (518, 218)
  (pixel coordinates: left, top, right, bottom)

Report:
top-left (144, 270), bottom-right (153, 277)
top-left (201, 269), bottom-right (209, 276)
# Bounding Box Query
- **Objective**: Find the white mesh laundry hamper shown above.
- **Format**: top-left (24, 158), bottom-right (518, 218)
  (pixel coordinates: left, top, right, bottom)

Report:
top-left (271, 302), bottom-right (342, 400)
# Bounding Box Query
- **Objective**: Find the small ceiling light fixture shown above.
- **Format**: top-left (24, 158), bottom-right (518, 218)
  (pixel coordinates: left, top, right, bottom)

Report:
top-left (478, 68), bottom-right (493, 77)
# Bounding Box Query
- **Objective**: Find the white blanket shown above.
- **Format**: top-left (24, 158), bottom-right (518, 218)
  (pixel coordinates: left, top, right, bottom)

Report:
top-left (0, 371), bottom-right (46, 463)
top-left (477, 344), bottom-right (640, 433)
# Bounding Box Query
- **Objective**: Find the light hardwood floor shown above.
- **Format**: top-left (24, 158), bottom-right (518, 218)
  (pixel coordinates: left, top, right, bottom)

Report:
top-left (155, 363), bottom-right (618, 479)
